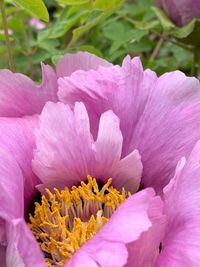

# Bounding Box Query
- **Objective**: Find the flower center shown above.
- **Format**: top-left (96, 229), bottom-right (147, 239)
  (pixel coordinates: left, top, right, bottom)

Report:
top-left (29, 176), bottom-right (130, 267)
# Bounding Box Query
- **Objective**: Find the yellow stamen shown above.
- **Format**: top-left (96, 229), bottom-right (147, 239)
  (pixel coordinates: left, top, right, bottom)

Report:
top-left (29, 176), bottom-right (130, 267)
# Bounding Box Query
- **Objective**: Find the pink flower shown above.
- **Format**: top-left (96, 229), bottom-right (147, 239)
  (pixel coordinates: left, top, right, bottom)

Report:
top-left (154, 0), bottom-right (200, 27)
top-left (0, 53), bottom-right (111, 208)
top-left (0, 29), bottom-right (13, 35)
top-left (156, 141), bottom-right (200, 266)
top-left (0, 102), bottom-right (165, 266)
top-left (29, 18), bottom-right (46, 30)
top-left (58, 52), bottom-right (200, 194)
top-left (0, 52), bottom-right (200, 266)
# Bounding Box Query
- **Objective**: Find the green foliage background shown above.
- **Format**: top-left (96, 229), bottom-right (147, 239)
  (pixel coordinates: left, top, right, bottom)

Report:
top-left (0, 0), bottom-right (196, 80)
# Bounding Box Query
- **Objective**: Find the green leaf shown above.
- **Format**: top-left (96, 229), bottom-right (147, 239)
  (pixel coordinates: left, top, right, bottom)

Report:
top-left (12, 0), bottom-right (49, 22)
top-left (93, 0), bottom-right (124, 10)
top-left (171, 19), bottom-right (196, 39)
top-left (49, 7), bottom-right (88, 39)
top-left (70, 1), bottom-right (122, 45)
top-left (73, 45), bottom-right (103, 57)
top-left (51, 54), bottom-right (64, 65)
top-left (102, 21), bottom-right (148, 54)
top-left (151, 6), bottom-right (175, 32)
top-left (38, 39), bottom-right (60, 52)
top-left (152, 6), bottom-right (196, 39)
top-left (56, 0), bottom-right (89, 6)
top-left (8, 17), bottom-right (23, 33)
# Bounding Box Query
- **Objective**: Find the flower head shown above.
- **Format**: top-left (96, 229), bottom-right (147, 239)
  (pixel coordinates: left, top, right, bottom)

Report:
top-left (0, 52), bottom-right (200, 266)
top-left (58, 53), bottom-right (200, 194)
top-left (154, 0), bottom-right (200, 26)
top-left (0, 101), bottom-right (165, 266)
top-left (29, 18), bottom-right (46, 30)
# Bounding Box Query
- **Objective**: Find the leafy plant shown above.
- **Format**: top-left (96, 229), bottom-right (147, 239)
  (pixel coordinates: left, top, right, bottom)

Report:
top-left (0, 0), bottom-right (196, 79)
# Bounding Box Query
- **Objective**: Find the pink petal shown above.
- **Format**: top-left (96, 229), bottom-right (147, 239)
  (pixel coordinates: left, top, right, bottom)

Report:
top-left (0, 245), bottom-right (6, 267)
top-left (125, 193), bottom-right (166, 267)
top-left (65, 188), bottom-right (165, 267)
top-left (33, 101), bottom-right (142, 192)
top-left (0, 148), bottom-right (24, 221)
top-left (135, 71), bottom-right (200, 193)
top-left (0, 64), bottom-right (58, 117)
top-left (58, 54), bottom-right (200, 194)
top-left (56, 51), bottom-right (112, 78)
top-left (156, 141), bottom-right (200, 267)
top-left (0, 148), bottom-right (24, 250)
top-left (0, 116), bottom-right (40, 209)
top-left (29, 18), bottom-right (46, 30)
top-left (6, 219), bottom-right (45, 267)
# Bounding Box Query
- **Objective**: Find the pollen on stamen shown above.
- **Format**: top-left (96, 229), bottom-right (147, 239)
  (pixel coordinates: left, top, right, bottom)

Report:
top-left (29, 175), bottom-right (130, 267)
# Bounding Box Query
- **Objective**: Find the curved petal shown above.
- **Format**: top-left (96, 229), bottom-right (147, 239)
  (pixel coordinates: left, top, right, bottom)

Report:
top-left (0, 64), bottom-right (58, 117)
top-left (56, 51), bottom-right (112, 78)
top-left (65, 188), bottom-right (165, 267)
top-left (0, 147), bottom-right (24, 252)
top-left (58, 54), bottom-right (200, 193)
top-left (134, 71), bottom-right (200, 193)
top-left (0, 148), bottom-right (24, 263)
top-left (33, 101), bottom-right (142, 192)
top-left (125, 193), bottom-right (166, 267)
top-left (0, 116), bottom-right (40, 209)
top-left (6, 218), bottom-right (45, 267)
top-left (156, 141), bottom-right (200, 267)
top-left (0, 148), bottom-right (24, 221)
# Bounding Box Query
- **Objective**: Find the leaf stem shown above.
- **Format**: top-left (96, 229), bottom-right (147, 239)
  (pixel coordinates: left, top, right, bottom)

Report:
top-left (0, 0), bottom-right (14, 71)
top-left (149, 34), bottom-right (164, 62)
top-left (191, 49), bottom-right (199, 77)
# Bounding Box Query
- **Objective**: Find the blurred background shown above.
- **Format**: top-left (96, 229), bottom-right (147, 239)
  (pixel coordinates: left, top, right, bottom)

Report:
top-left (0, 0), bottom-right (198, 80)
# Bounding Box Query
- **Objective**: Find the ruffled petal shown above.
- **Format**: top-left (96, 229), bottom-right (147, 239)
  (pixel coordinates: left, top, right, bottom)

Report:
top-left (58, 53), bottom-right (200, 193)
top-left (0, 116), bottom-right (40, 209)
top-left (33, 101), bottom-right (142, 192)
top-left (0, 64), bottom-right (58, 117)
top-left (65, 188), bottom-right (165, 267)
top-left (6, 218), bottom-right (45, 267)
top-left (156, 141), bottom-right (200, 267)
top-left (56, 51), bottom-right (112, 78)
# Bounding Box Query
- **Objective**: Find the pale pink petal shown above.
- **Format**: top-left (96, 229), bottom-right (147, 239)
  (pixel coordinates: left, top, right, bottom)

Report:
top-left (33, 102), bottom-right (142, 192)
top-left (134, 71), bottom-right (200, 193)
top-left (65, 188), bottom-right (165, 267)
top-left (111, 150), bottom-right (142, 191)
top-left (29, 18), bottom-right (46, 30)
top-left (6, 219), bottom-right (45, 267)
top-left (0, 64), bottom-right (58, 117)
top-left (125, 194), bottom-right (166, 267)
top-left (65, 241), bottom-right (128, 267)
top-left (0, 148), bottom-right (24, 221)
top-left (0, 148), bottom-right (24, 252)
top-left (156, 141), bottom-right (200, 267)
top-left (0, 116), bottom-right (40, 210)
top-left (58, 54), bottom-right (200, 193)
top-left (56, 51), bottom-right (112, 78)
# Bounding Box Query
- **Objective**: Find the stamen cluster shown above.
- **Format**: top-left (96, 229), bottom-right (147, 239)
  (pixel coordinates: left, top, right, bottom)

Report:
top-left (29, 176), bottom-right (129, 266)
